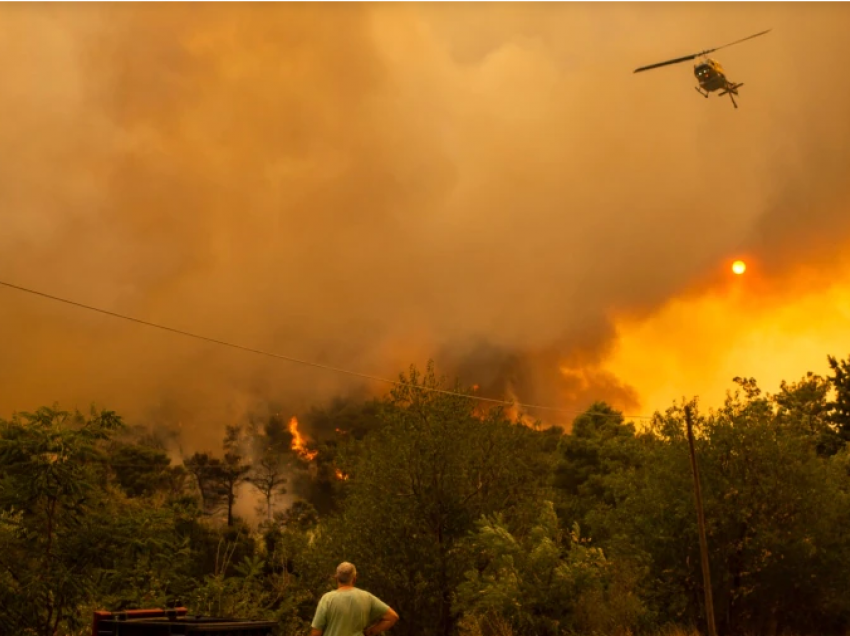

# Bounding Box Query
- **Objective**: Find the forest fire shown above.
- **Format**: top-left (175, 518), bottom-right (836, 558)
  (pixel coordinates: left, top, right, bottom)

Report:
top-left (334, 468), bottom-right (349, 481)
top-left (288, 417), bottom-right (318, 461)
top-left (504, 386), bottom-right (538, 428)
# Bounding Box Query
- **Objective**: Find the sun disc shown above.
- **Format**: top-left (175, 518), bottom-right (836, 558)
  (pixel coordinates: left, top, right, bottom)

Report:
top-left (732, 260), bottom-right (746, 275)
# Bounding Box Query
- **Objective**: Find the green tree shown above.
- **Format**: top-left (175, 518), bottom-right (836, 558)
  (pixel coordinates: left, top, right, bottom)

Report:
top-left (553, 402), bottom-right (642, 539)
top-left (109, 442), bottom-right (185, 498)
top-left (184, 452), bottom-right (228, 516)
top-left (601, 383), bottom-right (850, 636)
top-left (275, 500), bottom-right (320, 532)
top-left (455, 501), bottom-right (644, 636)
top-left (304, 396), bottom-right (385, 441)
top-left (0, 406), bottom-right (124, 635)
top-left (826, 355), bottom-right (850, 450)
top-left (88, 496), bottom-right (194, 611)
top-left (248, 449), bottom-right (289, 522)
top-left (774, 371), bottom-right (841, 456)
top-left (219, 452), bottom-right (251, 527)
top-left (0, 406), bottom-right (192, 633)
top-left (331, 362), bottom-right (550, 636)
top-left (262, 412), bottom-right (294, 456)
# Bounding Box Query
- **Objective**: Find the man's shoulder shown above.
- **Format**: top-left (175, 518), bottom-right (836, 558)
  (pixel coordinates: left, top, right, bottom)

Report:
top-left (319, 588), bottom-right (367, 600)
top-left (352, 587), bottom-right (382, 600)
top-left (319, 590), bottom-right (340, 603)
top-left (357, 588), bottom-right (388, 607)
top-left (319, 587), bottom-right (384, 604)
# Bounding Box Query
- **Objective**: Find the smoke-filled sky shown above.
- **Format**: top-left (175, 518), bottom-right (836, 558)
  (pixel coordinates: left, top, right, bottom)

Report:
top-left (3, 2), bottom-right (850, 445)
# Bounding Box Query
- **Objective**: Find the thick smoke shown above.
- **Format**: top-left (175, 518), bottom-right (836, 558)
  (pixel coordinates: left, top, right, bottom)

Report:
top-left (2, 3), bottom-right (850, 443)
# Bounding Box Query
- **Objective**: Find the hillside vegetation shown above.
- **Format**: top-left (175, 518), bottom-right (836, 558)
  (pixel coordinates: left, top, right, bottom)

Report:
top-left (3, 358), bottom-right (850, 636)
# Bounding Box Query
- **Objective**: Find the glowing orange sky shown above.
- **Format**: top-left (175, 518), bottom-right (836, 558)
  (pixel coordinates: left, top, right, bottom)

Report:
top-left (603, 255), bottom-right (850, 414)
top-left (2, 3), bottom-right (850, 442)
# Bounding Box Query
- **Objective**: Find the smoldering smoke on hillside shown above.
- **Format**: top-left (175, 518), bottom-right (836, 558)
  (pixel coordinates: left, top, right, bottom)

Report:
top-left (3, 3), bottom-right (850, 448)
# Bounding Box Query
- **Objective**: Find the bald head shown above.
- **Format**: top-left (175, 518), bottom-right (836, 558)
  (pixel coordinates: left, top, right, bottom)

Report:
top-left (335, 561), bottom-right (357, 585)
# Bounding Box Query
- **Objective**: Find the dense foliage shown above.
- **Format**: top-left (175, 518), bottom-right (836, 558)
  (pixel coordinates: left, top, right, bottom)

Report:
top-left (3, 359), bottom-right (850, 636)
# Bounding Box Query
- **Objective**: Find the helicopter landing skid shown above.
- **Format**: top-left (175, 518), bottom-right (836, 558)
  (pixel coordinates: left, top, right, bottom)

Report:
top-left (695, 87), bottom-right (709, 99)
top-left (719, 82), bottom-right (742, 109)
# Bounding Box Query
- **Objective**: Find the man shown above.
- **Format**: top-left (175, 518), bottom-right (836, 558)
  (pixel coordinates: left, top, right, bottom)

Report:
top-left (310, 562), bottom-right (399, 636)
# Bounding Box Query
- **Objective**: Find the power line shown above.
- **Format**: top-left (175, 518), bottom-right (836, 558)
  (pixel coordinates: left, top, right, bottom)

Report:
top-left (0, 279), bottom-right (655, 421)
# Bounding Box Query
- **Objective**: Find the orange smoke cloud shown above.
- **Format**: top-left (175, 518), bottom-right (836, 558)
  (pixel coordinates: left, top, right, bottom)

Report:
top-left (604, 252), bottom-right (850, 414)
top-left (2, 2), bottom-right (850, 444)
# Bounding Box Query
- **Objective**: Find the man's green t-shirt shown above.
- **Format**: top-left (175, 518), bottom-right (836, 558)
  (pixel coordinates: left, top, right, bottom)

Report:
top-left (311, 588), bottom-right (390, 636)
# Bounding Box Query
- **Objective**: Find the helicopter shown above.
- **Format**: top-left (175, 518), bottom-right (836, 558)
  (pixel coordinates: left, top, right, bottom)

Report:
top-left (633, 29), bottom-right (771, 108)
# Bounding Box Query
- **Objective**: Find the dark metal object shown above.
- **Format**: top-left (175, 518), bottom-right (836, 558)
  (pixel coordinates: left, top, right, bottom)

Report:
top-left (93, 608), bottom-right (276, 636)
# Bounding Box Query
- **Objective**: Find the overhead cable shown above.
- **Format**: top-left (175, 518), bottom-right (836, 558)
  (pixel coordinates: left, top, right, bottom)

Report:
top-left (0, 279), bottom-right (655, 421)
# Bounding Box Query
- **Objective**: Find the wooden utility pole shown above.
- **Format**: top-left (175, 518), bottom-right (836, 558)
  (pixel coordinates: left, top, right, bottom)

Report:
top-left (685, 404), bottom-right (718, 636)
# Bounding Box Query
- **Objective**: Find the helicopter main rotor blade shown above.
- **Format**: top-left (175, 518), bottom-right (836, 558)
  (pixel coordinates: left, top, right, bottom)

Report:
top-left (633, 52), bottom-right (699, 73)
top-left (633, 29), bottom-right (771, 74)
top-left (708, 28), bottom-right (772, 54)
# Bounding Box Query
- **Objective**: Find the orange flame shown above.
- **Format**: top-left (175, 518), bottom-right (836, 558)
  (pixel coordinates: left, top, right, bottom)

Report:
top-left (504, 385), bottom-right (538, 428)
top-left (288, 416), bottom-right (318, 461)
top-left (335, 468), bottom-right (350, 481)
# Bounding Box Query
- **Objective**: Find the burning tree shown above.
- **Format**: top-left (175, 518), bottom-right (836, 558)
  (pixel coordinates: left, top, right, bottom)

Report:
top-left (288, 416), bottom-right (318, 461)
